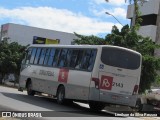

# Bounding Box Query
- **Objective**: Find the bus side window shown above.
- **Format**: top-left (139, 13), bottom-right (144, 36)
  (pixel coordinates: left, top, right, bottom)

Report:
top-left (47, 48), bottom-right (55, 66)
top-left (30, 48), bottom-right (37, 64)
top-left (44, 48), bottom-right (51, 65)
top-left (79, 50), bottom-right (92, 70)
top-left (39, 48), bottom-right (46, 65)
top-left (88, 50), bottom-right (97, 71)
top-left (58, 49), bottom-right (68, 67)
top-left (65, 49), bottom-right (72, 67)
top-left (69, 50), bottom-right (79, 68)
top-left (25, 48), bottom-right (32, 64)
top-left (75, 50), bottom-right (84, 69)
top-left (53, 49), bottom-right (61, 67)
top-left (34, 48), bottom-right (41, 64)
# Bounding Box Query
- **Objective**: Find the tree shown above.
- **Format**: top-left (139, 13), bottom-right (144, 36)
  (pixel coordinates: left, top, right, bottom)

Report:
top-left (125, 0), bottom-right (147, 4)
top-left (73, 32), bottom-right (106, 45)
top-left (0, 40), bottom-right (26, 84)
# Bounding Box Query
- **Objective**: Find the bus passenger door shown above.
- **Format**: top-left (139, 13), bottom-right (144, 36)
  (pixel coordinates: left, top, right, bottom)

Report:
top-left (64, 49), bottom-right (97, 100)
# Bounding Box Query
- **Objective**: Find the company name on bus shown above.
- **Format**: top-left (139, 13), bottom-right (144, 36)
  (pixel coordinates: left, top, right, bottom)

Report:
top-left (112, 73), bottom-right (125, 77)
top-left (39, 70), bottom-right (54, 77)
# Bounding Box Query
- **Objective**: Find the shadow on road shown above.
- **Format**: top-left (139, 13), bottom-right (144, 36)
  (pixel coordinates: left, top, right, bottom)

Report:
top-left (1, 92), bottom-right (114, 117)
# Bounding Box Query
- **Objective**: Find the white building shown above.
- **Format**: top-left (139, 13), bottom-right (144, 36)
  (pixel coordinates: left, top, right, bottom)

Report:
top-left (127, 0), bottom-right (160, 56)
top-left (127, 0), bottom-right (159, 42)
top-left (0, 23), bottom-right (77, 45)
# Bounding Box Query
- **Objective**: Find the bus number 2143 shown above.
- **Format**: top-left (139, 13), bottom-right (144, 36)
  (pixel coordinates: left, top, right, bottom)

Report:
top-left (112, 82), bottom-right (123, 88)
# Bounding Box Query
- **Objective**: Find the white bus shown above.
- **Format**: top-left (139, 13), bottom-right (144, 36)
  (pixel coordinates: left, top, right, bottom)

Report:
top-left (18, 45), bottom-right (142, 111)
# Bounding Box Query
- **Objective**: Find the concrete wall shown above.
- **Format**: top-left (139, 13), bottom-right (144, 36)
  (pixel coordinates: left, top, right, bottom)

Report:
top-left (127, 0), bottom-right (160, 42)
top-left (138, 25), bottom-right (157, 42)
top-left (1, 23), bottom-right (77, 46)
top-left (127, 0), bottom-right (160, 19)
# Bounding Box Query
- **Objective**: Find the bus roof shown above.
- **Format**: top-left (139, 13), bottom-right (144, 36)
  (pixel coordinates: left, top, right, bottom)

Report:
top-left (28, 44), bottom-right (141, 55)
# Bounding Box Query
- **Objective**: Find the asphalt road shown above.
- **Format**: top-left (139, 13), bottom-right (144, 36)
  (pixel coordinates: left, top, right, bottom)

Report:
top-left (0, 85), bottom-right (146, 120)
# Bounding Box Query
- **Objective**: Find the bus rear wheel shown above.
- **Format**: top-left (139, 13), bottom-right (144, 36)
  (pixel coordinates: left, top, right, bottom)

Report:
top-left (135, 98), bottom-right (143, 112)
top-left (27, 81), bottom-right (35, 96)
top-left (57, 86), bottom-right (65, 104)
top-left (89, 101), bottom-right (106, 111)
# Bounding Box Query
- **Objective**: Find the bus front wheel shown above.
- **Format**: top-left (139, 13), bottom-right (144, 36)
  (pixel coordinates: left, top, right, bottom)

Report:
top-left (57, 86), bottom-right (65, 104)
top-left (89, 101), bottom-right (106, 111)
top-left (27, 81), bottom-right (35, 96)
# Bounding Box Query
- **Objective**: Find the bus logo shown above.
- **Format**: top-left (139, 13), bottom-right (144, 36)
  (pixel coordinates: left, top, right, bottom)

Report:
top-left (99, 64), bottom-right (104, 69)
top-left (58, 69), bottom-right (69, 83)
top-left (100, 75), bottom-right (113, 90)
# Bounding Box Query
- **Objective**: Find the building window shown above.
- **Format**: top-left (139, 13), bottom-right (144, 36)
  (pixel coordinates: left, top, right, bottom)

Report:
top-left (139, 14), bottom-right (157, 26)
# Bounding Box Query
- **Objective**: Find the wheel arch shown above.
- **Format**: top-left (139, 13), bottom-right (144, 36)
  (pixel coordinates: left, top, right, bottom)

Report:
top-left (56, 84), bottom-right (65, 96)
top-left (25, 78), bottom-right (32, 88)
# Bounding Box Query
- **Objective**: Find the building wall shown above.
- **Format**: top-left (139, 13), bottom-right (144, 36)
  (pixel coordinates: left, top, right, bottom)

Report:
top-left (127, 0), bottom-right (160, 19)
top-left (154, 1), bottom-right (160, 56)
top-left (138, 25), bottom-right (157, 42)
top-left (127, 0), bottom-right (160, 43)
top-left (0, 23), bottom-right (77, 45)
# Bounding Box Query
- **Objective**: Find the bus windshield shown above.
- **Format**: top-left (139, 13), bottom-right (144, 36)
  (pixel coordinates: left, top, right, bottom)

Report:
top-left (101, 47), bottom-right (141, 70)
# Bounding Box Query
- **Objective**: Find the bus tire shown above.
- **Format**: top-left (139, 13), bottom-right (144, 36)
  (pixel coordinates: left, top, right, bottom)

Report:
top-left (135, 99), bottom-right (143, 112)
top-left (57, 86), bottom-right (65, 104)
top-left (26, 81), bottom-right (35, 96)
top-left (89, 101), bottom-right (105, 111)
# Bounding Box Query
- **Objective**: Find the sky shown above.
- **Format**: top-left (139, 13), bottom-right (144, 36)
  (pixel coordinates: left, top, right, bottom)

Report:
top-left (0, 0), bottom-right (131, 37)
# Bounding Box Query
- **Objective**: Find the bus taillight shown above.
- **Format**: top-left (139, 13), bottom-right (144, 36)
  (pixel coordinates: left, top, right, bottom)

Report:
top-left (92, 78), bottom-right (99, 89)
top-left (133, 85), bottom-right (139, 95)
